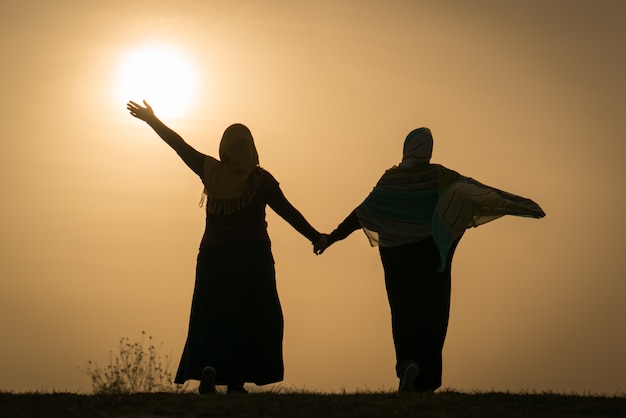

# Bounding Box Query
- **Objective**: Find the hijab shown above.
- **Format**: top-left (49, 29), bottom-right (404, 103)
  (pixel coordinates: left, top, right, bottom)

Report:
top-left (399, 127), bottom-right (434, 169)
top-left (202, 123), bottom-right (262, 215)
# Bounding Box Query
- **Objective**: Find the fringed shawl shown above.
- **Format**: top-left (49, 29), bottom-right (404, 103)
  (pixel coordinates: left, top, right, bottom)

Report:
top-left (202, 124), bottom-right (261, 215)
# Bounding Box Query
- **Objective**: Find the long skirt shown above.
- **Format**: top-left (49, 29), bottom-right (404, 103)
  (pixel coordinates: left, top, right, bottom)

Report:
top-left (379, 237), bottom-right (459, 392)
top-left (174, 240), bottom-right (284, 386)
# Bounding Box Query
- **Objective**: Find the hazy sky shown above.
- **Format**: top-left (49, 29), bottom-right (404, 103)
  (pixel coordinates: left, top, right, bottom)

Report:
top-left (1, 0), bottom-right (625, 394)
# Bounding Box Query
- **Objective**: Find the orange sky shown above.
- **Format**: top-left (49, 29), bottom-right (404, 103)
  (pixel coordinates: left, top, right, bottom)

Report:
top-left (1, 0), bottom-right (625, 394)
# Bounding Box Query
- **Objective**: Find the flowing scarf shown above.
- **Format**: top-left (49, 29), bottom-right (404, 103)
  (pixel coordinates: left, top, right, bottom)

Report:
top-left (201, 123), bottom-right (262, 215)
top-left (356, 128), bottom-right (545, 271)
top-left (432, 179), bottom-right (545, 270)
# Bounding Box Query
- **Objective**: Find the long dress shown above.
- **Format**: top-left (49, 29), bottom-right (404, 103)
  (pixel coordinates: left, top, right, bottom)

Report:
top-left (379, 237), bottom-right (459, 391)
top-left (174, 168), bottom-right (319, 386)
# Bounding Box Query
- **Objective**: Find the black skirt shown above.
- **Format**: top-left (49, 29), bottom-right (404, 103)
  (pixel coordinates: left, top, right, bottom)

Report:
top-left (174, 240), bottom-right (284, 386)
top-left (379, 237), bottom-right (458, 392)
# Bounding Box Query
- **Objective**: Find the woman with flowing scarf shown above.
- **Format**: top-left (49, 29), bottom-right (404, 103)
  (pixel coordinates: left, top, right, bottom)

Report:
top-left (127, 100), bottom-right (321, 394)
top-left (314, 127), bottom-right (545, 393)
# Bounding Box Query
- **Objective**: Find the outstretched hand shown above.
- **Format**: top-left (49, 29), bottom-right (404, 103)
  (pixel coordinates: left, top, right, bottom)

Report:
top-left (127, 100), bottom-right (156, 122)
top-left (314, 234), bottom-right (331, 255)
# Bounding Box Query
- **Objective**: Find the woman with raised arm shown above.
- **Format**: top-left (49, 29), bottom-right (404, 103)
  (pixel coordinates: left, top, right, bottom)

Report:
top-left (127, 100), bottom-right (321, 394)
top-left (314, 127), bottom-right (545, 393)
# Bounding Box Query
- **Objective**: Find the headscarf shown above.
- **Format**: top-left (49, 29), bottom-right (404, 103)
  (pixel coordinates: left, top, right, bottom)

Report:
top-left (356, 127), bottom-right (545, 271)
top-left (398, 127), bottom-right (434, 169)
top-left (201, 123), bottom-right (262, 215)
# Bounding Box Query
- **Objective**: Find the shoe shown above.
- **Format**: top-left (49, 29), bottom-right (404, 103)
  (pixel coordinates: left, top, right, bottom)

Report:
top-left (198, 366), bottom-right (216, 395)
top-left (226, 384), bottom-right (248, 395)
top-left (398, 363), bottom-right (420, 393)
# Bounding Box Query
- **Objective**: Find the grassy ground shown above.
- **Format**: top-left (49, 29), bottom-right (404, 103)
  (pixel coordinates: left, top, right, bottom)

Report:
top-left (1, 390), bottom-right (625, 418)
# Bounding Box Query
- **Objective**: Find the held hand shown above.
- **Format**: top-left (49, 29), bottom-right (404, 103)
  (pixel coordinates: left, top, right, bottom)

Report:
top-left (127, 100), bottom-right (156, 122)
top-left (313, 234), bottom-right (331, 255)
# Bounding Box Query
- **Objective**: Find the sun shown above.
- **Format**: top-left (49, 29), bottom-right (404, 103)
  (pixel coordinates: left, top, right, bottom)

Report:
top-left (117, 45), bottom-right (197, 120)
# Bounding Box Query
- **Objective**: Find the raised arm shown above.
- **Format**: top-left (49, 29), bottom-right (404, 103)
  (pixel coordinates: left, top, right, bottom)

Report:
top-left (126, 100), bottom-right (206, 176)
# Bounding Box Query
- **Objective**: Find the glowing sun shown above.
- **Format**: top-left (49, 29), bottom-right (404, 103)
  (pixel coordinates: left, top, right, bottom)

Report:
top-left (117, 45), bottom-right (197, 120)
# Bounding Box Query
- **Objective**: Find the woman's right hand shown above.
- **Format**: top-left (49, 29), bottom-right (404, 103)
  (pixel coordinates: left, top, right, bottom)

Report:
top-left (127, 100), bottom-right (156, 122)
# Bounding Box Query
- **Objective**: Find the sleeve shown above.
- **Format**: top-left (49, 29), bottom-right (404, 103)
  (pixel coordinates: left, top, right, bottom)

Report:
top-left (178, 146), bottom-right (206, 177)
top-left (266, 174), bottom-right (321, 243)
top-left (328, 209), bottom-right (361, 244)
top-left (146, 118), bottom-right (207, 177)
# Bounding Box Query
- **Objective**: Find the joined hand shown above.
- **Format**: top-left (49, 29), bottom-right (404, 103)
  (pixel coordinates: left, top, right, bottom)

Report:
top-left (314, 234), bottom-right (330, 255)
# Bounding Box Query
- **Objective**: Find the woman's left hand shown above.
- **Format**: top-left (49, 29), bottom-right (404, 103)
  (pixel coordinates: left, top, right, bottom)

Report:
top-left (127, 100), bottom-right (156, 122)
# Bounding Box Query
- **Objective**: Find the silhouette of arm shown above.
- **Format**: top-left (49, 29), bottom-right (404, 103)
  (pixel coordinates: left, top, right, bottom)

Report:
top-left (127, 100), bottom-right (206, 176)
top-left (314, 209), bottom-right (360, 255)
top-left (328, 209), bottom-right (360, 244)
top-left (146, 118), bottom-right (206, 176)
top-left (267, 186), bottom-right (321, 243)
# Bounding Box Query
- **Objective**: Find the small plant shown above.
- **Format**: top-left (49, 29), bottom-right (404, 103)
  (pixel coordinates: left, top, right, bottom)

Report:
top-left (81, 331), bottom-right (183, 394)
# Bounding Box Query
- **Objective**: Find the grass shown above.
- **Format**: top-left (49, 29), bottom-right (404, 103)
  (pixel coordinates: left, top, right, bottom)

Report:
top-left (1, 389), bottom-right (625, 418)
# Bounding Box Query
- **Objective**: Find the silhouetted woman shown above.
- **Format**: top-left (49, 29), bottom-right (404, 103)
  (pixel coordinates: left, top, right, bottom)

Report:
top-left (127, 100), bottom-right (321, 394)
top-left (314, 128), bottom-right (545, 393)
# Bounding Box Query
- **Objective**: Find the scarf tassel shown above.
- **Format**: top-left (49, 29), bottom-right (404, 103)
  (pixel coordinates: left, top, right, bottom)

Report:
top-left (200, 170), bottom-right (262, 215)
